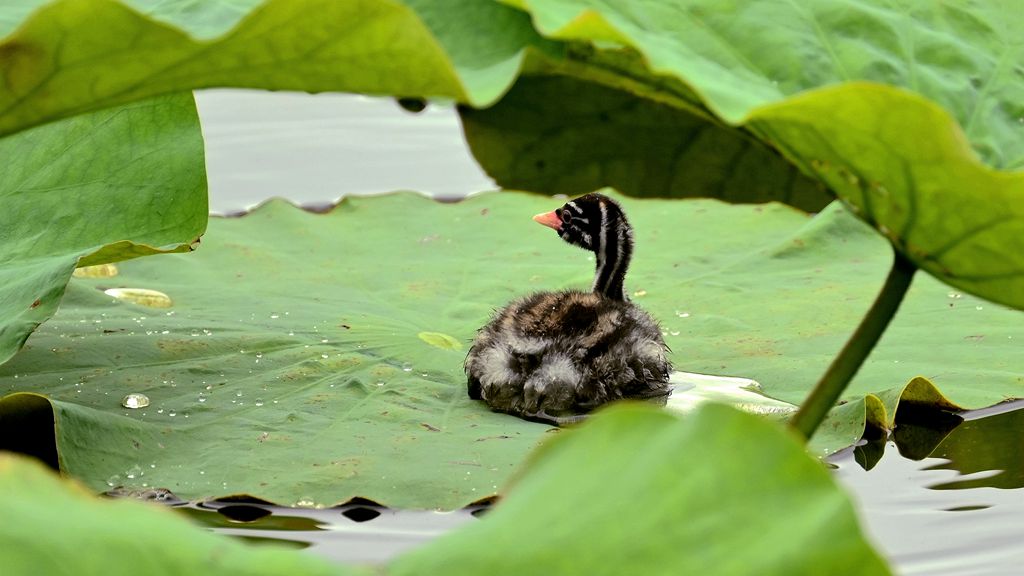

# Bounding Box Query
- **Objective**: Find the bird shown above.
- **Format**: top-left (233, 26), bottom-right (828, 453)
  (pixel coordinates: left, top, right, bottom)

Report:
top-left (465, 193), bottom-right (672, 425)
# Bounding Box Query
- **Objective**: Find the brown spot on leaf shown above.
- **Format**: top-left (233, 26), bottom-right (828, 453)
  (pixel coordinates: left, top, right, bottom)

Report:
top-left (420, 422), bottom-right (440, 432)
top-left (475, 435), bottom-right (512, 442)
top-left (0, 41), bottom-right (45, 91)
top-left (30, 299), bottom-right (41, 308)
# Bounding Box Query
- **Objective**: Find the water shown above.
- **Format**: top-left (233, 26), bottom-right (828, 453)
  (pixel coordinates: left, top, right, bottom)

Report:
top-left (187, 89), bottom-right (1023, 573)
top-left (194, 90), bottom-right (494, 214)
top-left (830, 401), bottom-right (1024, 575)
top-left (178, 500), bottom-right (483, 564)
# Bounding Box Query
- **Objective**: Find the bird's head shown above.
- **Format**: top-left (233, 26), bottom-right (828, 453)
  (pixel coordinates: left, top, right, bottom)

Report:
top-left (532, 193), bottom-right (628, 253)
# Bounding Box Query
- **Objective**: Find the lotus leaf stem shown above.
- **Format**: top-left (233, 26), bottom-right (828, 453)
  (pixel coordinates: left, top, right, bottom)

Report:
top-left (789, 248), bottom-right (917, 440)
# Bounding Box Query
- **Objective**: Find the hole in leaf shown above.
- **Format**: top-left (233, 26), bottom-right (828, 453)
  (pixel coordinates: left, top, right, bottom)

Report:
top-left (341, 506), bottom-right (382, 523)
top-left (217, 504), bottom-right (272, 523)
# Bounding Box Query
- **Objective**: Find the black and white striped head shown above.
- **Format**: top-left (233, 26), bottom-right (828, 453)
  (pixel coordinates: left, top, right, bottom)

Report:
top-left (533, 193), bottom-right (634, 300)
top-left (532, 193), bottom-right (626, 251)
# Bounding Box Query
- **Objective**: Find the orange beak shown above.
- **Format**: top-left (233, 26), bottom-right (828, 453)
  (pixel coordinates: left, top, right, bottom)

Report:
top-left (532, 210), bottom-right (562, 231)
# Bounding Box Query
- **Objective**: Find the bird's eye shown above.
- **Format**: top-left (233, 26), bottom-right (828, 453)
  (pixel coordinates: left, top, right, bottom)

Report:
top-left (560, 209), bottom-right (572, 224)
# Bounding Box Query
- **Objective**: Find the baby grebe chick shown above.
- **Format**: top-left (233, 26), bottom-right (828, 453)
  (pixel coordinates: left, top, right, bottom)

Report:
top-left (465, 193), bottom-right (671, 424)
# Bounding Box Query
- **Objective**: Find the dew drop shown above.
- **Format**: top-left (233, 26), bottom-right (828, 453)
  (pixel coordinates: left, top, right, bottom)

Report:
top-left (270, 314), bottom-right (280, 319)
top-left (669, 331), bottom-right (680, 336)
top-left (402, 363), bottom-right (413, 372)
top-left (168, 410), bottom-right (177, 417)
top-left (254, 399), bottom-right (264, 407)
top-left (122, 393), bottom-right (150, 409)
top-left (106, 474), bottom-right (122, 487)
top-left (125, 465), bottom-right (143, 480)
top-left (948, 292), bottom-right (963, 299)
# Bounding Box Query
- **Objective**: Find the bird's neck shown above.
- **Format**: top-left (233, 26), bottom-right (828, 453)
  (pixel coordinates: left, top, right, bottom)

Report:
top-left (592, 218), bottom-right (632, 302)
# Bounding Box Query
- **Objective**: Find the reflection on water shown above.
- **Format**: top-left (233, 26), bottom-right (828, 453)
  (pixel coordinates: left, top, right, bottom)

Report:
top-left (179, 499), bottom-right (482, 564)
top-left (831, 401), bottom-right (1024, 575)
top-left (194, 90), bottom-right (495, 214)
top-left (926, 405), bottom-right (1024, 490)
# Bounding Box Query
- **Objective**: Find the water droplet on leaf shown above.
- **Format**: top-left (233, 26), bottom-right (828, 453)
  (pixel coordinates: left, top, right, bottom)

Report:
top-left (122, 393), bottom-right (150, 409)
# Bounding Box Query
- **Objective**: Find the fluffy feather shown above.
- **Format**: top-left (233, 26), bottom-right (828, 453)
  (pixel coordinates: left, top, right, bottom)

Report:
top-left (466, 194), bottom-right (672, 424)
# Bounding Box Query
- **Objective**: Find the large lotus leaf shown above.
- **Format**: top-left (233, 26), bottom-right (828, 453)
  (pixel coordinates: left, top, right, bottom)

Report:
top-left (0, 93), bottom-right (207, 367)
top-left (0, 0), bottom-right (552, 137)
top-left (506, 0), bottom-right (1024, 169)
top-left (460, 74), bottom-right (832, 211)
top-left (498, 0), bottom-right (1024, 309)
top-left (0, 453), bottom-right (358, 576)
top-left (0, 192), bottom-right (1019, 509)
top-left (393, 403), bottom-right (890, 576)
top-left (750, 85), bottom-right (1024, 310)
